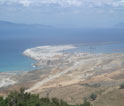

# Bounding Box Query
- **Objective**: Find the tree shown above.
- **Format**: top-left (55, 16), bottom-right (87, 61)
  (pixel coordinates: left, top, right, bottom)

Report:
top-left (90, 93), bottom-right (97, 101)
top-left (0, 97), bottom-right (6, 106)
top-left (0, 88), bottom-right (86, 106)
top-left (120, 83), bottom-right (124, 89)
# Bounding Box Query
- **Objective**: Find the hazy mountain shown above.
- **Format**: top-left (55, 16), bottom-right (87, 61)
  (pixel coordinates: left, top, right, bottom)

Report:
top-left (0, 21), bottom-right (52, 29)
top-left (0, 21), bottom-right (124, 44)
top-left (0, 21), bottom-right (55, 39)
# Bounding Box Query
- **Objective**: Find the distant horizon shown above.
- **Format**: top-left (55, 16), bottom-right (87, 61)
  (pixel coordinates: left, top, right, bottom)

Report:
top-left (1, 0), bottom-right (124, 28)
top-left (0, 20), bottom-right (124, 29)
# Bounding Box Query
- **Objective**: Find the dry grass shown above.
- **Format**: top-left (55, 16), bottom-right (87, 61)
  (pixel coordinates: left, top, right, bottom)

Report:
top-left (93, 87), bottom-right (124, 106)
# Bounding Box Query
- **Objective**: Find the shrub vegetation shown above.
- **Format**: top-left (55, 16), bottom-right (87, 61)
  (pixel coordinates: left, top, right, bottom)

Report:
top-left (90, 93), bottom-right (97, 101)
top-left (120, 83), bottom-right (124, 89)
top-left (0, 88), bottom-right (92, 106)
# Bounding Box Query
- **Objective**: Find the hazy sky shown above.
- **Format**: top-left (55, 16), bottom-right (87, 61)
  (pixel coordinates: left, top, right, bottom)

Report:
top-left (0, 0), bottom-right (124, 28)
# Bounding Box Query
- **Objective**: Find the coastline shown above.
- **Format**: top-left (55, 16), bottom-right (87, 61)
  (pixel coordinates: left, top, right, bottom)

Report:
top-left (1, 43), bottom-right (124, 89)
top-left (1, 44), bottom-right (124, 105)
top-left (23, 45), bottom-right (77, 61)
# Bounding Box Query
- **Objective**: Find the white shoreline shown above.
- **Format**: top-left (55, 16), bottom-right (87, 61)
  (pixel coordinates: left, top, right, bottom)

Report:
top-left (23, 45), bottom-right (77, 61)
top-left (0, 78), bottom-right (16, 88)
top-left (0, 72), bottom-right (17, 88)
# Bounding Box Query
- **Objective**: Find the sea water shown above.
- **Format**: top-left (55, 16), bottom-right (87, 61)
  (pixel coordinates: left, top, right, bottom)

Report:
top-left (0, 39), bottom-right (35, 72)
top-left (66, 43), bottom-right (124, 54)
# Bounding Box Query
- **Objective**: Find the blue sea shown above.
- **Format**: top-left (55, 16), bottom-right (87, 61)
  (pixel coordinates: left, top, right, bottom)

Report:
top-left (0, 39), bottom-right (36, 72)
top-left (0, 28), bottom-right (124, 72)
top-left (66, 43), bottom-right (124, 54)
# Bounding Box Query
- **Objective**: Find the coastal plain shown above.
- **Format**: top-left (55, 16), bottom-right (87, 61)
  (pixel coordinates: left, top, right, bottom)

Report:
top-left (0, 44), bottom-right (124, 106)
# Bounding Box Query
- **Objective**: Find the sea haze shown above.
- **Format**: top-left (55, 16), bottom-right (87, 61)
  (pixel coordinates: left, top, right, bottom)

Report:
top-left (0, 21), bottom-right (124, 72)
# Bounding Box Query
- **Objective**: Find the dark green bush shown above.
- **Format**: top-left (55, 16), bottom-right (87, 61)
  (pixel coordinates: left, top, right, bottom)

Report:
top-left (120, 83), bottom-right (124, 89)
top-left (0, 88), bottom-right (92, 106)
top-left (90, 93), bottom-right (97, 101)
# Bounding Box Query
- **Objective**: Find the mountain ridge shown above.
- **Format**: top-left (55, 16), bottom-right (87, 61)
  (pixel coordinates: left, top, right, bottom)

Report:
top-left (0, 21), bottom-right (53, 29)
